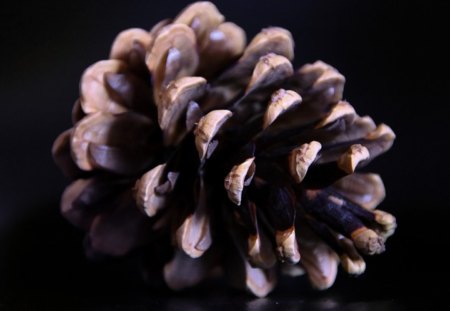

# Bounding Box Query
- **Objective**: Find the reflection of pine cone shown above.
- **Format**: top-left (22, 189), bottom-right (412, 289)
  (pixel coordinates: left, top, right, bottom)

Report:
top-left (52, 1), bottom-right (396, 297)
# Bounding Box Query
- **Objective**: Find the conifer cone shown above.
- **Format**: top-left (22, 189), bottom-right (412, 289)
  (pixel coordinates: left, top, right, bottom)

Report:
top-left (52, 1), bottom-right (396, 297)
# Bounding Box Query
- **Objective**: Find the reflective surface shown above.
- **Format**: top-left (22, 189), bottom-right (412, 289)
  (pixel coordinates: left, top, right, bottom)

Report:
top-left (0, 201), bottom-right (438, 310)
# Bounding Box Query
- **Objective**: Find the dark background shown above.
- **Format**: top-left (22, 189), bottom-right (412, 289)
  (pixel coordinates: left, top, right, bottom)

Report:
top-left (1, 0), bottom-right (449, 309)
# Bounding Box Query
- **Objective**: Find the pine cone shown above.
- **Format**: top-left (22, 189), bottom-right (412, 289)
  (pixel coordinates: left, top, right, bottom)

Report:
top-left (52, 1), bottom-right (396, 297)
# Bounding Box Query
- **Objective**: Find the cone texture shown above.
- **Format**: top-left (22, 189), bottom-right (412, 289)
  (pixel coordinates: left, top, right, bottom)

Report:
top-left (53, 1), bottom-right (396, 297)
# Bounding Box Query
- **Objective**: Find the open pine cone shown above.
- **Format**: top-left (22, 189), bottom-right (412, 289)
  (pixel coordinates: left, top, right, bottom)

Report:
top-left (52, 2), bottom-right (396, 297)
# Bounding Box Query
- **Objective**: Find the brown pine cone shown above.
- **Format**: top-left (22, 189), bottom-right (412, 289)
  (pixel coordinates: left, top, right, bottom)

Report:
top-left (52, 1), bottom-right (396, 297)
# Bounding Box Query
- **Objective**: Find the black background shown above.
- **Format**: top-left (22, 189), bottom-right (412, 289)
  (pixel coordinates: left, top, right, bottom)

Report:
top-left (1, 0), bottom-right (449, 310)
